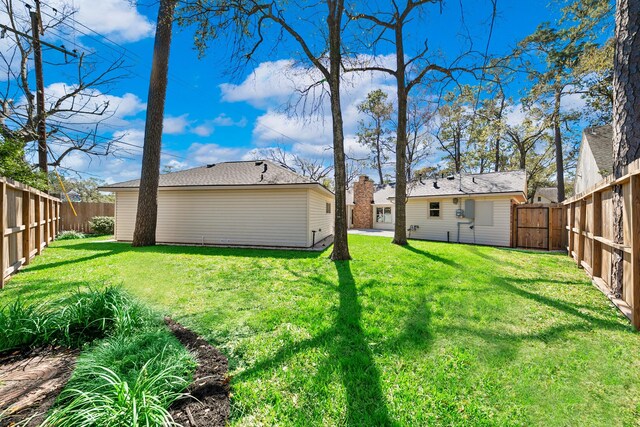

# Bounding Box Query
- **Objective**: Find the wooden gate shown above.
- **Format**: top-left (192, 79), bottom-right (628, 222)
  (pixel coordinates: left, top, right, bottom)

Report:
top-left (512, 204), bottom-right (565, 250)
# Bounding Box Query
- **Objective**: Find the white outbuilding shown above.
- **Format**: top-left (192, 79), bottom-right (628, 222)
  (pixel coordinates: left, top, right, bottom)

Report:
top-left (100, 160), bottom-right (334, 248)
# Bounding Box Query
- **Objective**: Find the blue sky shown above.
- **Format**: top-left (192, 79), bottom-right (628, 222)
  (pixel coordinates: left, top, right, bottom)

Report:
top-left (1, 0), bottom-right (607, 183)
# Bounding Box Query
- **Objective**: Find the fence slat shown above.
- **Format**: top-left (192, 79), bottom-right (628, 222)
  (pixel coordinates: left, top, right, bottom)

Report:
top-left (60, 202), bottom-right (114, 233)
top-left (1, 182), bottom-right (5, 289)
top-left (22, 191), bottom-right (30, 267)
top-left (0, 177), bottom-right (60, 286)
top-left (592, 191), bottom-right (602, 279)
top-left (630, 175), bottom-right (640, 329)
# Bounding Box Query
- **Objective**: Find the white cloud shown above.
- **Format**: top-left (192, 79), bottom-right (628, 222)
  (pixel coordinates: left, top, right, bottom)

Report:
top-left (221, 56), bottom-right (398, 159)
top-left (186, 143), bottom-right (248, 164)
top-left (191, 124), bottom-right (214, 137)
top-left (49, 0), bottom-right (155, 43)
top-left (38, 83), bottom-right (146, 130)
top-left (163, 114), bottom-right (191, 135)
top-left (212, 113), bottom-right (247, 127)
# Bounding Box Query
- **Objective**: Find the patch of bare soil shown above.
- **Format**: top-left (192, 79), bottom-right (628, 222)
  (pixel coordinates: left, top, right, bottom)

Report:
top-left (165, 318), bottom-right (230, 427)
top-left (0, 347), bottom-right (78, 427)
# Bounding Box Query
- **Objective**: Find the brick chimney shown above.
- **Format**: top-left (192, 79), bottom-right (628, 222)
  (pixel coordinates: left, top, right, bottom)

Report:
top-left (352, 175), bottom-right (374, 229)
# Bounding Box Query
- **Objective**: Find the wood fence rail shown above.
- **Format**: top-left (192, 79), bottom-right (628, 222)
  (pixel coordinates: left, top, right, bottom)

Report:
top-left (1, 177), bottom-right (61, 288)
top-left (60, 202), bottom-right (114, 233)
top-left (564, 157), bottom-right (640, 329)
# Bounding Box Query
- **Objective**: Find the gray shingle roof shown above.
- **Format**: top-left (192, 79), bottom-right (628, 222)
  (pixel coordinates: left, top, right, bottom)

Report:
top-left (101, 160), bottom-right (316, 189)
top-left (584, 124), bottom-right (613, 175)
top-left (407, 170), bottom-right (526, 198)
top-left (347, 170), bottom-right (526, 204)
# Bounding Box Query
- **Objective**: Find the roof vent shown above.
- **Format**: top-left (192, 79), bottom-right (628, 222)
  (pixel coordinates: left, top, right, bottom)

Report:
top-left (262, 163), bottom-right (268, 173)
top-left (206, 163), bottom-right (216, 168)
top-left (255, 161), bottom-right (263, 166)
top-left (446, 175), bottom-right (455, 180)
top-left (472, 177), bottom-right (476, 183)
top-left (433, 180), bottom-right (439, 189)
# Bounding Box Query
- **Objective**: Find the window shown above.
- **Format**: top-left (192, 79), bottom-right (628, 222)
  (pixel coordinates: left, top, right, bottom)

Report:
top-left (326, 202), bottom-right (332, 214)
top-left (376, 207), bottom-right (392, 223)
top-left (475, 201), bottom-right (494, 226)
top-left (537, 196), bottom-right (542, 202)
top-left (429, 201), bottom-right (440, 218)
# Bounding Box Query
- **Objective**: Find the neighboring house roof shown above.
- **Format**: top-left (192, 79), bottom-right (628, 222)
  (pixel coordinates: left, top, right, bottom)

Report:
top-left (100, 160), bottom-right (321, 190)
top-left (347, 170), bottom-right (527, 204)
top-left (583, 124), bottom-right (613, 176)
top-left (533, 187), bottom-right (558, 203)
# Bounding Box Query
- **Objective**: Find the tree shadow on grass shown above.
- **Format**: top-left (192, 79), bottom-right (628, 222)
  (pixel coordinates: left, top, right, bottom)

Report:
top-left (13, 240), bottom-right (327, 274)
top-left (228, 261), bottom-right (396, 425)
top-left (492, 276), bottom-right (632, 332)
top-left (402, 244), bottom-right (461, 268)
top-left (334, 261), bottom-right (393, 425)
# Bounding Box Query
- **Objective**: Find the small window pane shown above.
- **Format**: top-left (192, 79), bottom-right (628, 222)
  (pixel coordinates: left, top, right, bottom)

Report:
top-left (376, 207), bottom-right (392, 223)
top-left (384, 207), bottom-right (392, 223)
top-left (326, 203), bottom-right (331, 214)
top-left (429, 202), bottom-right (440, 218)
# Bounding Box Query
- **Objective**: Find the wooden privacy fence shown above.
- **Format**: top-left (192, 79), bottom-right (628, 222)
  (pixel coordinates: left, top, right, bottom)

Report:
top-left (1, 177), bottom-right (61, 288)
top-left (564, 158), bottom-right (640, 329)
top-left (60, 202), bottom-right (114, 233)
top-left (511, 204), bottom-right (566, 250)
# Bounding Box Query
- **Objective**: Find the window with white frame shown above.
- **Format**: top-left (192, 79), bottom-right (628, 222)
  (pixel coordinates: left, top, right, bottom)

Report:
top-left (428, 201), bottom-right (441, 218)
top-left (376, 207), bottom-right (392, 223)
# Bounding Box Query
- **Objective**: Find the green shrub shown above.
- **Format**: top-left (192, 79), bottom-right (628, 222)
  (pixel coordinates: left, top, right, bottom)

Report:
top-left (0, 287), bottom-right (152, 352)
top-left (56, 230), bottom-right (87, 240)
top-left (89, 216), bottom-right (114, 235)
top-left (0, 300), bottom-right (55, 351)
top-left (44, 339), bottom-right (194, 427)
top-left (1, 287), bottom-right (196, 426)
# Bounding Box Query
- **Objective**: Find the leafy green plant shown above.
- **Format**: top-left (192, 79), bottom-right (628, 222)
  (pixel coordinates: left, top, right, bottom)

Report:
top-left (0, 287), bottom-right (152, 352)
top-left (44, 354), bottom-right (191, 427)
top-left (0, 300), bottom-right (54, 351)
top-left (89, 216), bottom-right (114, 235)
top-left (56, 230), bottom-right (87, 240)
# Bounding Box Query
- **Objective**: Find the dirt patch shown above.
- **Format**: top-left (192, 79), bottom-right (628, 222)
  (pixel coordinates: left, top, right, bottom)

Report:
top-left (0, 347), bottom-right (78, 427)
top-left (165, 318), bottom-right (230, 427)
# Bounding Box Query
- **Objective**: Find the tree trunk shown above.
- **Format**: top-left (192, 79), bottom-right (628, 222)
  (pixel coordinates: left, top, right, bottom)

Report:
top-left (611, 0), bottom-right (640, 296)
top-left (494, 138), bottom-right (500, 172)
top-left (132, 0), bottom-right (176, 247)
top-left (328, 0), bottom-right (350, 261)
top-left (454, 131), bottom-right (461, 173)
top-left (553, 88), bottom-right (566, 202)
top-left (393, 23), bottom-right (408, 246)
top-left (376, 136), bottom-right (384, 185)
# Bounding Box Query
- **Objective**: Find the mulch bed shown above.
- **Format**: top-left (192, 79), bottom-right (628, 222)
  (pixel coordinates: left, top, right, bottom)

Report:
top-left (165, 318), bottom-right (230, 427)
top-left (0, 347), bottom-right (78, 427)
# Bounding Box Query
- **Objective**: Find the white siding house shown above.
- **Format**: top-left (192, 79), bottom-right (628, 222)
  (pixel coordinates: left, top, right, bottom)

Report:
top-left (102, 161), bottom-right (334, 248)
top-left (347, 171), bottom-right (527, 247)
top-left (575, 125), bottom-right (613, 194)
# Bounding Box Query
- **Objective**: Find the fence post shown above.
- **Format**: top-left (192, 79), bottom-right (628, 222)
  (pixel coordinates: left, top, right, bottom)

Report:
top-left (22, 190), bottom-right (31, 266)
top-left (44, 196), bottom-right (50, 244)
top-left (0, 181), bottom-right (5, 289)
top-left (577, 199), bottom-right (586, 268)
top-left (592, 191), bottom-right (602, 279)
top-left (630, 174), bottom-right (640, 329)
top-left (35, 194), bottom-right (42, 255)
top-left (568, 202), bottom-right (575, 257)
top-left (547, 207), bottom-right (552, 251)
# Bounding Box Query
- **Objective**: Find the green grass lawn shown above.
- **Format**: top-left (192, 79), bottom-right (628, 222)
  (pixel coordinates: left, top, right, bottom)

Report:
top-left (2, 235), bottom-right (640, 426)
